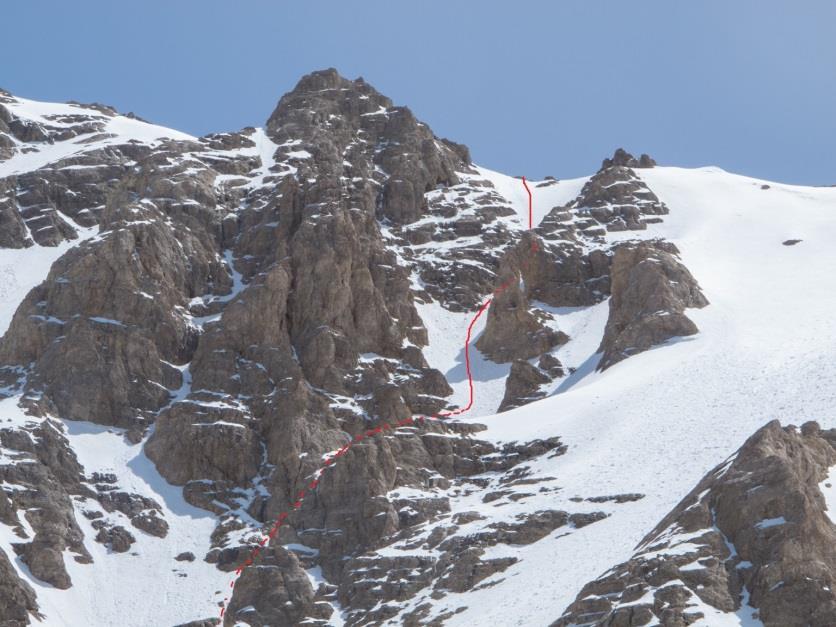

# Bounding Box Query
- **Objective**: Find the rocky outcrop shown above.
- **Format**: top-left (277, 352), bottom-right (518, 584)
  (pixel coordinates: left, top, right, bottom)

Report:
top-left (0, 92), bottom-right (158, 248)
top-left (264, 68), bottom-right (465, 227)
top-left (0, 548), bottom-right (40, 626)
top-left (476, 277), bottom-right (567, 363)
top-left (0, 414), bottom-right (92, 596)
top-left (555, 420), bottom-right (836, 627)
top-left (498, 358), bottom-right (556, 412)
top-left (0, 180), bottom-right (32, 249)
top-left (224, 546), bottom-right (332, 627)
top-left (477, 153), bottom-right (676, 369)
top-left (92, 523), bottom-right (136, 553)
top-left (539, 149), bottom-right (667, 242)
top-left (476, 234), bottom-right (581, 363)
top-left (597, 240), bottom-right (708, 370)
top-left (0, 175), bottom-right (230, 428)
top-left (601, 147), bottom-right (656, 170)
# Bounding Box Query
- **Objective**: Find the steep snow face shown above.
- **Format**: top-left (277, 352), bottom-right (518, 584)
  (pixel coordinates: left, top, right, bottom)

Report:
top-left (425, 168), bottom-right (836, 626)
top-left (475, 166), bottom-right (588, 228)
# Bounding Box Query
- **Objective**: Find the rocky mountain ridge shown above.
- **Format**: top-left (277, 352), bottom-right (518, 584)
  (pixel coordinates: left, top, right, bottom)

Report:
top-left (1, 69), bottom-right (827, 627)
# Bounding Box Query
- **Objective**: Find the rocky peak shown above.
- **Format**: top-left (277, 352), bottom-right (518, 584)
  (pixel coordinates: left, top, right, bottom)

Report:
top-left (265, 68), bottom-right (468, 225)
top-left (266, 68), bottom-right (394, 133)
top-left (601, 147), bottom-right (657, 170)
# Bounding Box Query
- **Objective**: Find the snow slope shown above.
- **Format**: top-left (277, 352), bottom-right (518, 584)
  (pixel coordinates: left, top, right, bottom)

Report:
top-left (0, 221), bottom-right (97, 336)
top-left (30, 420), bottom-right (228, 626)
top-left (0, 96), bottom-right (194, 178)
top-left (476, 166), bottom-right (588, 228)
top-left (426, 167), bottom-right (836, 625)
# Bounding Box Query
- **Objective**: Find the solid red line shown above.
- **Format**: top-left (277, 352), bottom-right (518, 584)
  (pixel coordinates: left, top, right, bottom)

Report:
top-left (461, 299), bottom-right (491, 412)
top-left (522, 176), bottom-right (533, 229)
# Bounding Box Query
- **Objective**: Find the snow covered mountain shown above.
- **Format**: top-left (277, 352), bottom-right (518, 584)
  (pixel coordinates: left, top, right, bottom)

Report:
top-left (0, 69), bottom-right (835, 627)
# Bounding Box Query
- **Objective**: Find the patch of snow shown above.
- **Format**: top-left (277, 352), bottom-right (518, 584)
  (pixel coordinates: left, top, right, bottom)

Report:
top-left (819, 468), bottom-right (836, 525)
top-left (755, 516), bottom-right (786, 529)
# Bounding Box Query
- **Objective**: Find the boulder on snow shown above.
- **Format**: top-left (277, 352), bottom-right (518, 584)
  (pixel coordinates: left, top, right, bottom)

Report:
top-left (498, 359), bottom-right (552, 412)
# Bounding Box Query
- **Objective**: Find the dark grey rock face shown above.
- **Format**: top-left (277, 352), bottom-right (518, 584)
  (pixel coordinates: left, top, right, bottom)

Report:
top-left (597, 240), bottom-right (708, 370)
top-left (554, 420), bottom-right (836, 627)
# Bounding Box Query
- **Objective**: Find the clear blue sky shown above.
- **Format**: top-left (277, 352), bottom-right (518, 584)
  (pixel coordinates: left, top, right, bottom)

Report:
top-left (3, 1), bottom-right (835, 185)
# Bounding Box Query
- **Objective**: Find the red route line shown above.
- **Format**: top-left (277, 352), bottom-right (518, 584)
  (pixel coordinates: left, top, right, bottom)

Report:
top-left (521, 176), bottom-right (533, 229)
top-left (218, 181), bottom-right (529, 620)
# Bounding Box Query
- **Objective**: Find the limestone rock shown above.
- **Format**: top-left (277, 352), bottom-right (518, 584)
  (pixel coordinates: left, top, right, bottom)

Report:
top-left (93, 525), bottom-right (135, 553)
top-left (476, 235), bottom-right (572, 363)
top-left (601, 148), bottom-right (656, 170)
top-left (476, 279), bottom-right (567, 362)
top-left (0, 416), bottom-right (91, 594)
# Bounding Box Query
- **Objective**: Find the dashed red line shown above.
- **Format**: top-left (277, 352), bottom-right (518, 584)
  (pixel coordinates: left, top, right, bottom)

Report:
top-left (218, 178), bottom-right (533, 619)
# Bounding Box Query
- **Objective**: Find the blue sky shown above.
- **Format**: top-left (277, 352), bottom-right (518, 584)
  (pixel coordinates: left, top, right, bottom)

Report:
top-left (3, 1), bottom-right (834, 184)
